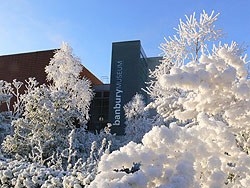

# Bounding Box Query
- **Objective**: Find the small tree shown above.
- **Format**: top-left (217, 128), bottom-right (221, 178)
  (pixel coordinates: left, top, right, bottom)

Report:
top-left (124, 94), bottom-right (152, 144)
top-left (45, 42), bottom-right (93, 120)
top-left (146, 10), bottom-right (225, 123)
top-left (2, 43), bottom-right (94, 164)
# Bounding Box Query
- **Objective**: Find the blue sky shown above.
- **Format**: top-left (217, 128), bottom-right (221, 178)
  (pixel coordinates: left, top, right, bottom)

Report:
top-left (0, 0), bottom-right (249, 83)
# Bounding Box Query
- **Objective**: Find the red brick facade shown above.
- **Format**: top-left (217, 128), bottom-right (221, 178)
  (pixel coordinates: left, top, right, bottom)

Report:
top-left (0, 49), bottom-right (103, 112)
top-left (0, 49), bottom-right (103, 85)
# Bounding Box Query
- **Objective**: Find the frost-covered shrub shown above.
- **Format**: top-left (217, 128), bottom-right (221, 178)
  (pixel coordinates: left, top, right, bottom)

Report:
top-left (0, 111), bottom-right (12, 144)
top-left (90, 11), bottom-right (250, 188)
top-left (89, 113), bottom-right (250, 188)
top-left (147, 11), bottom-right (250, 134)
top-left (157, 44), bottom-right (250, 131)
top-left (123, 94), bottom-right (152, 144)
top-left (0, 137), bottom-right (110, 188)
top-left (0, 80), bottom-right (12, 110)
top-left (2, 84), bottom-right (86, 161)
top-left (0, 80), bottom-right (13, 144)
top-left (0, 78), bottom-right (39, 144)
top-left (2, 43), bottom-right (96, 165)
top-left (146, 10), bottom-right (225, 122)
top-left (60, 125), bottom-right (115, 167)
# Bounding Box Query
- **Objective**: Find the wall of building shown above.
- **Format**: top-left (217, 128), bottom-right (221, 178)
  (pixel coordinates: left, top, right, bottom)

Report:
top-left (87, 84), bottom-right (110, 132)
top-left (0, 49), bottom-right (103, 113)
top-left (0, 50), bottom-right (56, 84)
top-left (0, 41), bottom-right (163, 135)
top-left (108, 40), bottom-right (149, 135)
top-left (0, 49), bottom-right (103, 85)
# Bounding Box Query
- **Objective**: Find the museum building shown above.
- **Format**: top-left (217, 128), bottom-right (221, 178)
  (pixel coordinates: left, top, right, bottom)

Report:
top-left (0, 40), bottom-right (162, 135)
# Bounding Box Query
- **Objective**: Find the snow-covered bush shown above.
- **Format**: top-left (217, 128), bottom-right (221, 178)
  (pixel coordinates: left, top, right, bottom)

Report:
top-left (123, 94), bottom-right (152, 144)
top-left (0, 137), bottom-right (111, 188)
top-left (2, 84), bottom-right (85, 161)
top-left (90, 11), bottom-right (250, 187)
top-left (2, 43), bottom-right (96, 165)
top-left (0, 78), bottom-right (38, 144)
top-left (0, 80), bottom-right (12, 144)
top-left (90, 114), bottom-right (250, 188)
top-left (155, 43), bottom-right (250, 131)
top-left (0, 80), bottom-right (12, 111)
top-left (146, 11), bottom-right (250, 135)
top-left (146, 10), bottom-right (225, 123)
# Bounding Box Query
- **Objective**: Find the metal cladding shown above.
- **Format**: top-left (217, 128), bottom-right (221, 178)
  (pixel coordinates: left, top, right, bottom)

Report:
top-left (109, 40), bottom-right (149, 135)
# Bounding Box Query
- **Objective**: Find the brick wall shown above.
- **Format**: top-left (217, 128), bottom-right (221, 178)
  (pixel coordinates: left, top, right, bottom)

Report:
top-left (0, 49), bottom-right (103, 112)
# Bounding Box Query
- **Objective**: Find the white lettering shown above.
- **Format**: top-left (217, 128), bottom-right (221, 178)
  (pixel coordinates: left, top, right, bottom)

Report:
top-left (113, 61), bottom-right (123, 126)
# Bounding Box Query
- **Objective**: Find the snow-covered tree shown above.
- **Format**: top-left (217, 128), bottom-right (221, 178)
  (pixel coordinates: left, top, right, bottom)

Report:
top-left (2, 43), bottom-right (95, 165)
top-left (89, 11), bottom-right (250, 187)
top-left (123, 94), bottom-right (152, 144)
top-left (0, 80), bottom-right (12, 144)
top-left (0, 78), bottom-right (37, 144)
top-left (45, 42), bottom-right (93, 120)
top-left (146, 10), bottom-right (225, 122)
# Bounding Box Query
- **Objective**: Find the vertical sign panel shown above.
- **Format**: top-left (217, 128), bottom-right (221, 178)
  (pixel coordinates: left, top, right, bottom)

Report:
top-left (109, 41), bottom-right (141, 135)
